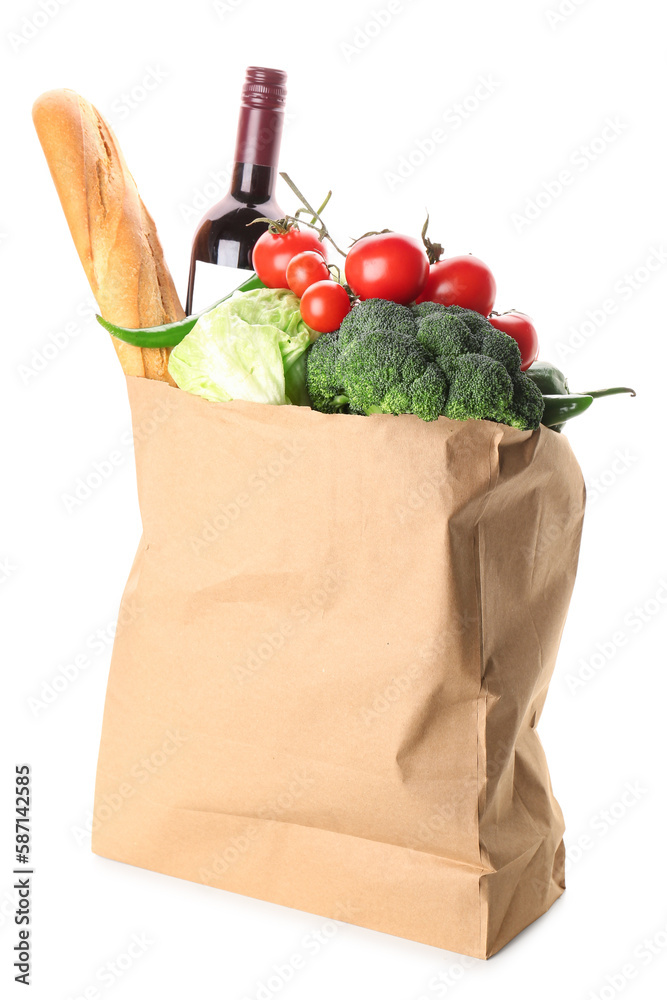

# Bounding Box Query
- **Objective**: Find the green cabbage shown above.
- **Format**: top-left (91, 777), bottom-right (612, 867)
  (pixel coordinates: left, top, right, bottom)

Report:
top-left (168, 288), bottom-right (313, 406)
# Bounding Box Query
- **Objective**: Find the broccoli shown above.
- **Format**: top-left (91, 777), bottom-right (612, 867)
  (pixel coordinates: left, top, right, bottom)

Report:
top-left (305, 298), bottom-right (544, 429)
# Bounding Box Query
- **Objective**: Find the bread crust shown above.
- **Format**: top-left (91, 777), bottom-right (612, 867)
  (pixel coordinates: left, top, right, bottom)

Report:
top-left (32, 89), bottom-right (184, 382)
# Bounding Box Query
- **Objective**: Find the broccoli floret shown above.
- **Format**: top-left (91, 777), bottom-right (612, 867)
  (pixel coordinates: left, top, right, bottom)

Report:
top-left (306, 327), bottom-right (448, 421)
top-left (341, 330), bottom-right (447, 420)
top-left (444, 355), bottom-right (514, 424)
top-left (415, 311), bottom-right (482, 360)
top-left (443, 304), bottom-right (497, 341)
top-left (305, 332), bottom-right (345, 413)
top-left (411, 301), bottom-right (447, 320)
top-left (305, 297), bottom-right (544, 429)
top-left (506, 371), bottom-right (545, 430)
top-left (339, 298), bottom-right (416, 342)
top-left (410, 365), bottom-right (451, 422)
top-left (480, 326), bottom-right (523, 374)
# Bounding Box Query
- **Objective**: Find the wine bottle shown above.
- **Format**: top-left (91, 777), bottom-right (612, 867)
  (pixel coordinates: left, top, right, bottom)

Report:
top-left (185, 66), bottom-right (287, 315)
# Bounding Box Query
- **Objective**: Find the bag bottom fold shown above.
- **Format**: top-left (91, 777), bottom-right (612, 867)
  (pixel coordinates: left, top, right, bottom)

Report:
top-left (91, 781), bottom-right (564, 959)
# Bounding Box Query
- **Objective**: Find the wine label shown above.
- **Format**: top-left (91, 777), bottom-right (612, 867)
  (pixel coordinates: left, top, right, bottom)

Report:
top-left (192, 260), bottom-right (254, 314)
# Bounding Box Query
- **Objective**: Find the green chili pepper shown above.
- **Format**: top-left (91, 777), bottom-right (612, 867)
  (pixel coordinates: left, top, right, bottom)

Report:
top-left (527, 361), bottom-right (636, 432)
top-left (95, 273), bottom-right (265, 348)
top-left (541, 393), bottom-right (594, 427)
top-left (578, 386), bottom-right (637, 400)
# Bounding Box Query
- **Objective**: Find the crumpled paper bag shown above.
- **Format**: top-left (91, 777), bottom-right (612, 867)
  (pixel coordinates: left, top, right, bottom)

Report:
top-left (92, 376), bottom-right (585, 958)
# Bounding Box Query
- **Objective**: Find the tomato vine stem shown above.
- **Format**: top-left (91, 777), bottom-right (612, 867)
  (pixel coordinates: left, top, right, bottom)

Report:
top-left (279, 172), bottom-right (349, 257)
top-left (421, 214), bottom-right (444, 265)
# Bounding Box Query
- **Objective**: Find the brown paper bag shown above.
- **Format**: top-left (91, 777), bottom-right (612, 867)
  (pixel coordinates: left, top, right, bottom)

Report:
top-left (92, 376), bottom-right (585, 959)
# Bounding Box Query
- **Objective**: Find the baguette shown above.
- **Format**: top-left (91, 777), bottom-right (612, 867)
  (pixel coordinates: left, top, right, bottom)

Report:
top-left (32, 88), bottom-right (184, 382)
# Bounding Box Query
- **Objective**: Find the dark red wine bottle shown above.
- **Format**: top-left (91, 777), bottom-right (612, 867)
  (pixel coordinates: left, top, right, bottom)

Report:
top-left (185, 66), bottom-right (286, 314)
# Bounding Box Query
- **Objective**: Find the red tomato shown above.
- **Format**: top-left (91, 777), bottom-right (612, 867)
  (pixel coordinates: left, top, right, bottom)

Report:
top-left (286, 251), bottom-right (330, 298)
top-left (417, 255), bottom-right (496, 316)
top-left (345, 233), bottom-right (429, 305)
top-left (300, 281), bottom-right (351, 333)
top-left (252, 229), bottom-right (327, 289)
top-left (489, 312), bottom-right (539, 371)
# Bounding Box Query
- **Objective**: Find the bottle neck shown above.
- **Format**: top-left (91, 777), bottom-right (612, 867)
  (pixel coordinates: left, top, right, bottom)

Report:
top-left (229, 162), bottom-right (277, 204)
top-left (231, 102), bottom-right (283, 202)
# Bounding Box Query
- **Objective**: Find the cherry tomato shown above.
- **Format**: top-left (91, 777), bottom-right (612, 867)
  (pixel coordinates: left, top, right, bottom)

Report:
top-left (345, 233), bottom-right (429, 305)
top-left (416, 255), bottom-right (496, 316)
top-left (489, 312), bottom-right (539, 371)
top-left (286, 251), bottom-right (330, 298)
top-left (300, 281), bottom-right (351, 333)
top-left (252, 229), bottom-right (327, 289)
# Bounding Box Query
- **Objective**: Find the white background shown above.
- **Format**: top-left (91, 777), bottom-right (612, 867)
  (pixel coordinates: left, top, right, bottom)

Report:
top-left (2, 0), bottom-right (666, 997)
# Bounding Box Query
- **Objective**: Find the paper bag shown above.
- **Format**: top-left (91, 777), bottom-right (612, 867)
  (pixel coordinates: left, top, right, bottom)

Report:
top-left (92, 376), bottom-right (585, 959)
